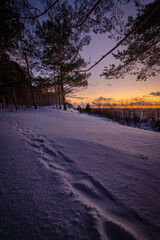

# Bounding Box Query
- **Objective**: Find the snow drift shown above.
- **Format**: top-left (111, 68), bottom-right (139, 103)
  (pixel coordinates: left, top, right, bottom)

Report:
top-left (0, 107), bottom-right (160, 240)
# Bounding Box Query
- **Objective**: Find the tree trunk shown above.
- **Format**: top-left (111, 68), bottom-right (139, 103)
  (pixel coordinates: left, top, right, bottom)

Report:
top-left (24, 53), bottom-right (37, 109)
top-left (2, 97), bottom-right (6, 111)
top-left (61, 83), bottom-right (66, 110)
top-left (58, 89), bottom-right (61, 109)
top-left (59, 67), bottom-right (66, 110)
top-left (13, 90), bottom-right (18, 111)
top-left (62, 94), bottom-right (66, 110)
top-left (54, 84), bottom-right (58, 108)
top-left (30, 83), bottom-right (37, 109)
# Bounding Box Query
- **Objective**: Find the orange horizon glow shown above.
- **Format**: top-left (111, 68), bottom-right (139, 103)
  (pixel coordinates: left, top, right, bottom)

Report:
top-left (66, 73), bottom-right (160, 107)
top-left (76, 105), bottom-right (160, 109)
top-left (67, 95), bottom-right (160, 107)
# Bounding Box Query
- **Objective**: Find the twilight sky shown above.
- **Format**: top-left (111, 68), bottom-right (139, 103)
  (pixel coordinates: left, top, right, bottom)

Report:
top-left (70, 31), bottom-right (160, 106)
top-left (30, 0), bottom-right (160, 106)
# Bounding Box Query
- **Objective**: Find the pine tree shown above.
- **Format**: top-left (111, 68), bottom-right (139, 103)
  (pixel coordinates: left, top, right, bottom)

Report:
top-left (85, 103), bottom-right (92, 113)
top-left (36, 2), bottom-right (90, 110)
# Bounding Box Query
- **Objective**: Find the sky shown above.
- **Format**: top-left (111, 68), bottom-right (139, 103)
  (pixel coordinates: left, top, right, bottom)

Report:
top-left (30, 0), bottom-right (160, 107)
top-left (68, 31), bottom-right (160, 106)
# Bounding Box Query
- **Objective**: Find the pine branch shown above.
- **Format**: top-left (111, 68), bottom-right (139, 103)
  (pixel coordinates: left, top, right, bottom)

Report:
top-left (21, 0), bottom-right (60, 20)
top-left (71, 0), bottom-right (103, 28)
top-left (102, 39), bottom-right (160, 79)
top-left (80, 0), bottom-right (160, 72)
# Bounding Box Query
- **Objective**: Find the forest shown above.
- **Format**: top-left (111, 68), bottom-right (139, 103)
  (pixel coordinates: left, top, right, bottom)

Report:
top-left (0, 0), bottom-right (160, 111)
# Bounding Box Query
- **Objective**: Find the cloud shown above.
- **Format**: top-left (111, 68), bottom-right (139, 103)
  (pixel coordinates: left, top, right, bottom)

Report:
top-left (67, 94), bottom-right (77, 97)
top-left (72, 102), bottom-right (78, 107)
top-left (71, 101), bottom-right (88, 108)
top-left (91, 101), bottom-right (97, 105)
top-left (67, 95), bottom-right (89, 100)
top-left (105, 98), bottom-right (113, 101)
top-left (79, 102), bottom-right (87, 107)
top-left (96, 96), bottom-right (113, 101)
top-left (106, 83), bottom-right (112, 87)
top-left (129, 101), bottom-right (153, 106)
top-left (142, 95), bottom-right (149, 98)
top-left (91, 101), bottom-right (112, 107)
top-left (149, 91), bottom-right (160, 97)
top-left (89, 83), bottom-right (98, 87)
top-left (91, 96), bottom-right (114, 107)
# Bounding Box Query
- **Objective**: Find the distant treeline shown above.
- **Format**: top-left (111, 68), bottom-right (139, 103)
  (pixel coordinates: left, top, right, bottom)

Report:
top-left (0, 88), bottom-right (59, 112)
top-left (77, 104), bottom-right (160, 131)
top-left (0, 59), bottom-right (62, 111)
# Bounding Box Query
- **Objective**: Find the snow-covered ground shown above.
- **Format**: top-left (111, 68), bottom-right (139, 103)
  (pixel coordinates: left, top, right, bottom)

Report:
top-left (0, 107), bottom-right (160, 240)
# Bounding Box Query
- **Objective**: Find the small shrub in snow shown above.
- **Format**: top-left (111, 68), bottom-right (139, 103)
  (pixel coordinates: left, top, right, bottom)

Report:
top-left (77, 105), bottom-right (83, 113)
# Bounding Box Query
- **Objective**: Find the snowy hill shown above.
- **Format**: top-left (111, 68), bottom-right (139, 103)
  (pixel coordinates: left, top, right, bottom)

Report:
top-left (0, 107), bottom-right (160, 240)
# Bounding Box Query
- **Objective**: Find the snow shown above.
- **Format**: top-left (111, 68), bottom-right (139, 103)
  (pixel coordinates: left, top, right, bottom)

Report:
top-left (0, 106), bottom-right (160, 240)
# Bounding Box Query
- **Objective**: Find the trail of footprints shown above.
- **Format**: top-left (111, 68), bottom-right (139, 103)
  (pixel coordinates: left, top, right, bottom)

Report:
top-left (16, 123), bottom-right (160, 240)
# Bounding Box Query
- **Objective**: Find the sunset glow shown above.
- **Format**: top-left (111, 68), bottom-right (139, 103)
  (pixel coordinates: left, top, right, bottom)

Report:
top-left (81, 105), bottom-right (160, 109)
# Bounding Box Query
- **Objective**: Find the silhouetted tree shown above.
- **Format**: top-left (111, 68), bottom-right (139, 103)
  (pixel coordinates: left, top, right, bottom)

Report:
top-left (0, 54), bottom-right (29, 110)
top-left (0, 0), bottom-right (42, 110)
top-left (77, 105), bottom-right (83, 113)
top-left (36, 2), bottom-right (90, 110)
top-left (85, 103), bottom-right (92, 113)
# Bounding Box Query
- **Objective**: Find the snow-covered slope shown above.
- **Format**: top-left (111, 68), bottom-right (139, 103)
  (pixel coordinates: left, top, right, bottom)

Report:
top-left (0, 107), bottom-right (160, 240)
